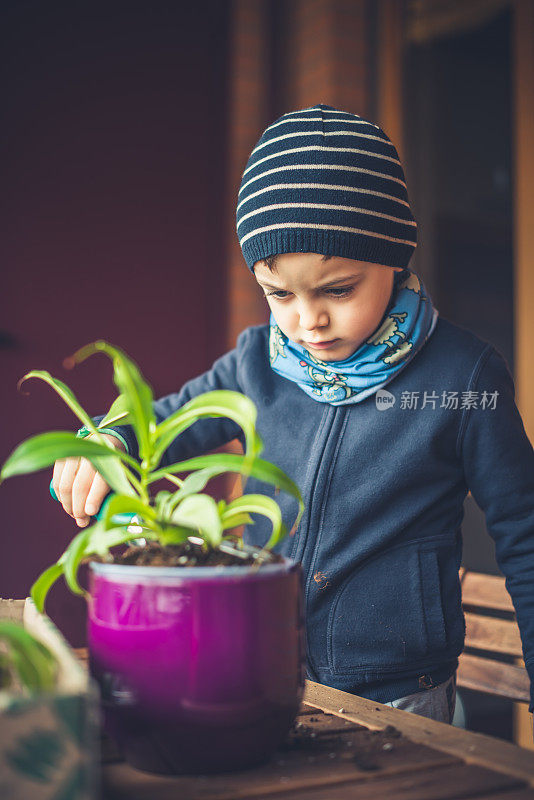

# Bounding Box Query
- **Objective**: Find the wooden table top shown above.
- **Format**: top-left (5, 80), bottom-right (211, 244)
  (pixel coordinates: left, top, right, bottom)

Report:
top-left (97, 679), bottom-right (534, 800)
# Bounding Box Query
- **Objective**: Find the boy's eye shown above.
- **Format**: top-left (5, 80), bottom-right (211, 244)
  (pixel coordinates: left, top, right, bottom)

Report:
top-left (325, 286), bottom-right (354, 297)
top-left (265, 286), bottom-right (354, 299)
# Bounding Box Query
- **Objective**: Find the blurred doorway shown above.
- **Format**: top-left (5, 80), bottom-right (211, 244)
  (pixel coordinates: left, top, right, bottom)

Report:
top-left (402, 2), bottom-right (519, 743)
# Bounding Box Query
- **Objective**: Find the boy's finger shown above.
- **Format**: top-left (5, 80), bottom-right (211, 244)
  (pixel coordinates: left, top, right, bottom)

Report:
top-left (84, 472), bottom-right (111, 518)
top-left (52, 458), bottom-right (66, 497)
top-left (57, 457), bottom-right (81, 516)
top-left (71, 458), bottom-right (98, 521)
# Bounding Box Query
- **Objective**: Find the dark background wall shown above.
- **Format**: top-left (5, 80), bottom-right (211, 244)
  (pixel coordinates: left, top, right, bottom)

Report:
top-left (1, 1), bottom-right (230, 643)
top-left (404, 7), bottom-right (513, 578)
top-left (403, 5), bottom-right (517, 740)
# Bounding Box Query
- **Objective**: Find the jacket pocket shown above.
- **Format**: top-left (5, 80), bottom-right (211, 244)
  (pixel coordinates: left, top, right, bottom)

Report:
top-left (327, 541), bottom-right (447, 673)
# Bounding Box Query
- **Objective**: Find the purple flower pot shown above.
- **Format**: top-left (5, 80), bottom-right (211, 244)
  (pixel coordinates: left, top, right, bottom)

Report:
top-left (87, 558), bottom-right (306, 774)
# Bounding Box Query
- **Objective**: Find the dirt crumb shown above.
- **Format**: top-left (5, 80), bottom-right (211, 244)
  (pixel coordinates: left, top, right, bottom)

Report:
top-left (107, 539), bottom-right (285, 568)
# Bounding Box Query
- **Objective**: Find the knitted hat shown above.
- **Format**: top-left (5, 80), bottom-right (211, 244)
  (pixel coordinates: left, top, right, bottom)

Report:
top-left (236, 103), bottom-right (417, 273)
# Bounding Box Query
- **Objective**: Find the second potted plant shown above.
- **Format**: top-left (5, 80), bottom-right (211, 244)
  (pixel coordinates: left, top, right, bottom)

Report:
top-left (1, 340), bottom-right (306, 775)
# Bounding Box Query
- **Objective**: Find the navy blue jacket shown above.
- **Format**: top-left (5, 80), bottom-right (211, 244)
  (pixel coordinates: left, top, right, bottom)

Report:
top-left (89, 318), bottom-right (534, 709)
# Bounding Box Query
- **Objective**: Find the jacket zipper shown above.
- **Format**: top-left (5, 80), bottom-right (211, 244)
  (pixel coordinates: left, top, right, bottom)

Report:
top-left (293, 404), bottom-right (341, 681)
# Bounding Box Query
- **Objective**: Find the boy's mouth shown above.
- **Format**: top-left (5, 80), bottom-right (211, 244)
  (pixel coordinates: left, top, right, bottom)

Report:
top-left (306, 339), bottom-right (339, 349)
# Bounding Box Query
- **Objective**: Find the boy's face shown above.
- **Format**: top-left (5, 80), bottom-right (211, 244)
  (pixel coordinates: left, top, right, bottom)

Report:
top-left (253, 253), bottom-right (404, 362)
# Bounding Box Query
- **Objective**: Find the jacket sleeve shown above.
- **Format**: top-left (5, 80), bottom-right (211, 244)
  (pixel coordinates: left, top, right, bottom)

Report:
top-left (77, 328), bottom-right (251, 467)
top-left (459, 344), bottom-right (534, 712)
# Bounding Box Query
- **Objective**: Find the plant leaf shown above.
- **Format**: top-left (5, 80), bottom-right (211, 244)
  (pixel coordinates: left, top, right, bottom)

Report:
top-left (82, 522), bottom-right (157, 557)
top-left (164, 468), bottom-right (223, 516)
top-left (221, 512), bottom-right (254, 530)
top-left (152, 391), bottom-right (263, 473)
top-left (17, 370), bottom-right (102, 437)
top-left (102, 494), bottom-right (157, 530)
top-left (30, 562), bottom-right (65, 614)
top-left (63, 528), bottom-right (93, 596)
top-left (157, 525), bottom-right (196, 547)
top-left (0, 621), bottom-right (57, 692)
top-left (154, 490), bottom-right (172, 520)
top-left (148, 451), bottom-right (305, 537)
top-left (170, 494), bottom-right (223, 548)
top-left (63, 521), bottom-right (155, 596)
top-left (97, 393), bottom-right (133, 428)
top-left (0, 432), bottom-right (137, 498)
top-left (223, 494), bottom-right (287, 550)
top-left (65, 341), bottom-right (156, 464)
top-left (161, 473), bottom-right (183, 488)
top-left (79, 455), bottom-right (138, 497)
top-left (14, 370), bottom-right (139, 476)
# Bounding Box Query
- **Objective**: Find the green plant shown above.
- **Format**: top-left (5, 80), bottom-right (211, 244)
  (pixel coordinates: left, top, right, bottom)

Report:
top-left (0, 341), bottom-right (305, 613)
top-left (0, 621), bottom-right (57, 693)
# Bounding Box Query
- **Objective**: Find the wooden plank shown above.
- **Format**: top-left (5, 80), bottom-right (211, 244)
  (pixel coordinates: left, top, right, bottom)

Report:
top-left (460, 570), bottom-right (514, 612)
top-left (465, 612), bottom-right (523, 656)
top-left (512, 0), bottom-right (534, 751)
top-left (237, 762), bottom-right (526, 800)
top-left (276, 724), bottom-right (459, 775)
top-left (296, 706), bottom-right (326, 717)
top-left (102, 722), bottom-right (459, 799)
top-left (102, 762), bottom-right (533, 800)
top-left (292, 711), bottom-right (366, 736)
top-left (303, 682), bottom-right (534, 786)
top-left (457, 653), bottom-right (531, 703)
top-left (512, 0), bottom-right (534, 439)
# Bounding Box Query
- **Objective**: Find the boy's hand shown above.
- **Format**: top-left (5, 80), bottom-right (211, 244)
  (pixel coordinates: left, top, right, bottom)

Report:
top-left (52, 433), bottom-right (126, 527)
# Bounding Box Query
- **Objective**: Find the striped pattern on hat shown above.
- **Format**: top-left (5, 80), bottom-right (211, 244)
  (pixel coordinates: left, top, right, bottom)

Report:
top-left (236, 103), bottom-right (417, 273)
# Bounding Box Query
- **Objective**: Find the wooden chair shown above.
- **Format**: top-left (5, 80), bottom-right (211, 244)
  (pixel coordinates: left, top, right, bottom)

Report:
top-left (457, 567), bottom-right (530, 704)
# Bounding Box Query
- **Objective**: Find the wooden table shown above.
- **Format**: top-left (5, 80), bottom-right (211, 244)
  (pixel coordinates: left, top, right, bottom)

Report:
top-left (97, 680), bottom-right (534, 799)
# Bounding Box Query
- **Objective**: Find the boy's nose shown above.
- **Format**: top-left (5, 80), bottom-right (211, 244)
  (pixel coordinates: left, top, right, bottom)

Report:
top-left (298, 303), bottom-right (329, 331)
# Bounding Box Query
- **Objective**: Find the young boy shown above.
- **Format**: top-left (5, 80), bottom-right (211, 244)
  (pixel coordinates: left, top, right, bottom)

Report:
top-left (54, 104), bottom-right (534, 727)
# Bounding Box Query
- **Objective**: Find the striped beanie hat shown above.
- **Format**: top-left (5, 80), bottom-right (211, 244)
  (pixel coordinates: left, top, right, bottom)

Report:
top-left (236, 103), bottom-right (417, 273)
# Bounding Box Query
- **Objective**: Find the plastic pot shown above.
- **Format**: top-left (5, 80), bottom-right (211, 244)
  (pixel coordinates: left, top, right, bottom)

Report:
top-left (87, 557), bottom-right (306, 774)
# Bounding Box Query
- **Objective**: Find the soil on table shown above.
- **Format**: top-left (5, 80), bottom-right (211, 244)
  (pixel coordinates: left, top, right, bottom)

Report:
top-left (284, 716), bottom-right (405, 771)
top-left (107, 539), bottom-right (286, 568)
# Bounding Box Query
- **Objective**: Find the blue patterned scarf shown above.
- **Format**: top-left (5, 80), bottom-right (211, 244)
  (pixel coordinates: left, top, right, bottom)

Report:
top-left (268, 269), bottom-right (439, 405)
